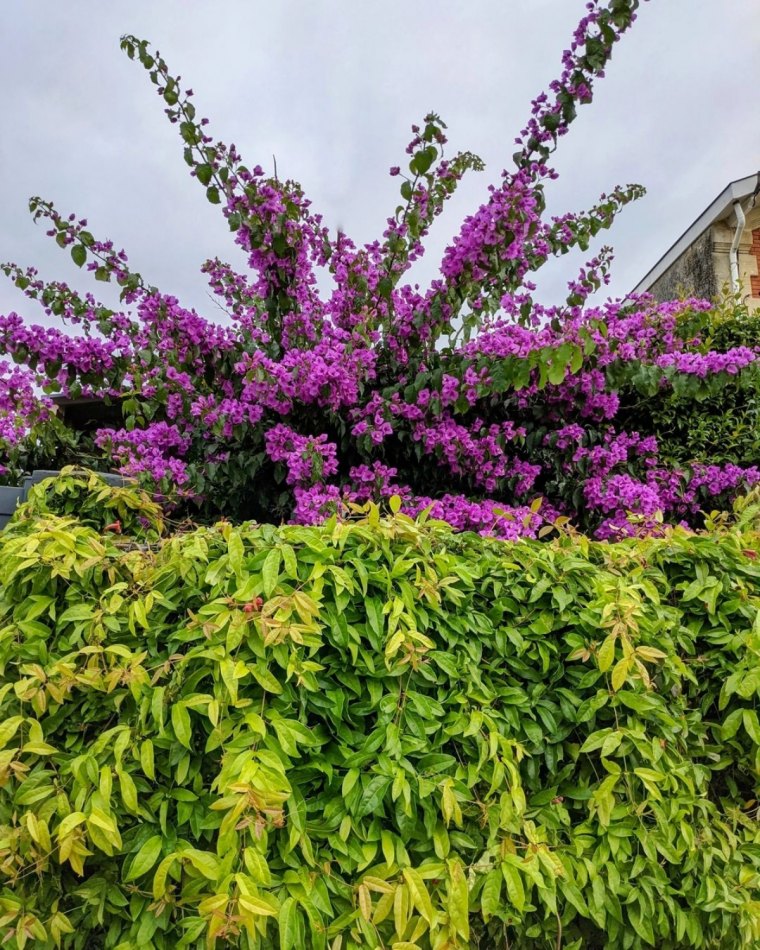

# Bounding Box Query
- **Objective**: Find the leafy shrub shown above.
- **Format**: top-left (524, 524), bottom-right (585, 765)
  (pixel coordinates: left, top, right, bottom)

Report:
top-left (13, 467), bottom-right (164, 539)
top-left (1, 1), bottom-right (758, 539)
top-left (1, 472), bottom-right (760, 948)
top-left (612, 297), bottom-right (760, 469)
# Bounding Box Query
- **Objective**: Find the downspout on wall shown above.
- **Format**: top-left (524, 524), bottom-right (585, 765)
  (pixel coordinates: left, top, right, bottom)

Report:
top-left (729, 201), bottom-right (746, 294)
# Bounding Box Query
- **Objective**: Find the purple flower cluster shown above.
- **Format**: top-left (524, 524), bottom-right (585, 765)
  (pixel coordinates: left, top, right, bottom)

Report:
top-left (656, 347), bottom-right (758, 377)
top-left (265, 424), bottom-right (338, 486)
top-left (3, 0), bottom-right (758, 542)
top-left (94, 423), bottom-right (191, 485)
top-left (0, 359), bottom-right (51, 447)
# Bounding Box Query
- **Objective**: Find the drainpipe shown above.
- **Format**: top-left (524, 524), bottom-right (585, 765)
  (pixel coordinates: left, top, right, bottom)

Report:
top-left (730, 172), bottom-right (760, 295)
top-left (729, 200), bottom-right (746, 295)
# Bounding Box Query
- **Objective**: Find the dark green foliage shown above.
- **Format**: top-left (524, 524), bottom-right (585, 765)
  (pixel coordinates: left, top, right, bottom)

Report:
top-left (1, 471), bottom-right (760, 948)
top-left (614, 298), bottom-right (760, 468)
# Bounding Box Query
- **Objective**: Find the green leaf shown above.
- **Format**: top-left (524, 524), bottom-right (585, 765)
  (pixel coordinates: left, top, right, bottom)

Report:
top-left (629, 901), bottom-right (656, 945)
top-left (278, 898), bottom-right (302, 949)
top-left (342, 768), bottom-right (360, 798)
top-left (722, 708), bottom-right (744, 739)
top-left (743, 709), bottom-right (760, 744)
top-left (250, 663), bottom-right (283, 694)
top-left (228, 531), bottom-right (244, 574)
top-left (601, 732), bottom-right (622, 758)
top-left (117, 767), bottom-right (139, 813)
top-left (126, 835), bottom-right (163, 881)
top-left (184, 848), bottom-right (220, 880)
top-left (71, 245), bottom-right (86, 268)
top-left (58, 604), bottom-right (94, 624)
top-left (171, 703), bottom-right (192, 749)
top-left (580, 730), bottom-right (609, 754)
top-left (559, 879), bottom-right (588, 917)
top-left (547, 357), bottom-right (568, 385)
top-left (196, 164), bottom-right (213, 186)
top-left (152, 854), bottom-right (178, 900)
top-left (480, 869), bottom-right (502, 922)
top-left (180, 121), bottom-right (199, 145)
top-left (262, 548), bottom-right (281, 597)
top-left (411, 145), bottom-right (437, 176)
top-left (357, 775), bottom-right (391, 817)
top-left (281, 543), bottom-right (298, 578)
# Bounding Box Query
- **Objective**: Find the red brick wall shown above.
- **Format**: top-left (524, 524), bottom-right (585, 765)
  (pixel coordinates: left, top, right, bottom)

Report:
top-left (751, 228), bottom-right (760, 297)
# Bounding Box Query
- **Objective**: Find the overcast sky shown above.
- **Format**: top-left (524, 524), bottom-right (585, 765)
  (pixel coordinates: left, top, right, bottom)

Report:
top-left (1, 1), bottom-right (758, 325)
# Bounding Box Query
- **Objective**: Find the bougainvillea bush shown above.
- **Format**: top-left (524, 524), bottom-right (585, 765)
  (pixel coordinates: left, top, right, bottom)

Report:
top-left (0, 0), bottom-right (757, 540)
top-left (1, 470), bottom-right (760, 948)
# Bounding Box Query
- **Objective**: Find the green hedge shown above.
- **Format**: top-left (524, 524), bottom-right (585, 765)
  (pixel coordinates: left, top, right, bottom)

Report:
top-left (1, 471), bottom-right (760, 949)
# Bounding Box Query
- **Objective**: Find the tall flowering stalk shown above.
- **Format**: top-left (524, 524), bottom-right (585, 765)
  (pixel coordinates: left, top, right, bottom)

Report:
top-left (1, 0), bottom-right (758, 537)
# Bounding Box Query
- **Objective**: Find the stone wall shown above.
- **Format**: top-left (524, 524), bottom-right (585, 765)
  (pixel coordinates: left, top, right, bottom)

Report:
top-left (648, 228), bottom-right (716, 302)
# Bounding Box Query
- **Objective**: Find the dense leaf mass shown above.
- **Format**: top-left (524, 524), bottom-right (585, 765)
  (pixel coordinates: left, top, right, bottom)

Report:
top-left (1, 0), bottom-right (757, 539)
top-left (0, 471), bottom-right (760, 948)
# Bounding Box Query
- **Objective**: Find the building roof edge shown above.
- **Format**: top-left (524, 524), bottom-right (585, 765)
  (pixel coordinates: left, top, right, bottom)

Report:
top-left (632, 172), bottom-right (760, 294)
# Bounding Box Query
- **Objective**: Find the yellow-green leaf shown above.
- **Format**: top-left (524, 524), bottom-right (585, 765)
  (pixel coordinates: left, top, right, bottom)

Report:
top-left (239, 895), bottom-right (278, 917)
top-left (57, 812), bottom-right (87, 839)
top-left (610, 657), bottom-right (630, 692)
top-left (140, 739), bottom-right (155, 780)
top-left (262, 548), bottom-right (281, 597)
top-left (0, 716), bottom-right (23, 749)
top-left (447, 858), bottom-right (469, 939)
top-left (597, 633), bottom-right (616, 672)
top-left (153, 854), bottom-right (178, 899)
top-left (278, 897), bottom-right (302, 950)
top-left (502, 861), bottom-right (525, 912)
top-left (117, 767), bottom-right (139, 813)
top-left (402, 867), bottom-right (434, 924)
top-left (184, 848), bottom-right (220, 880)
